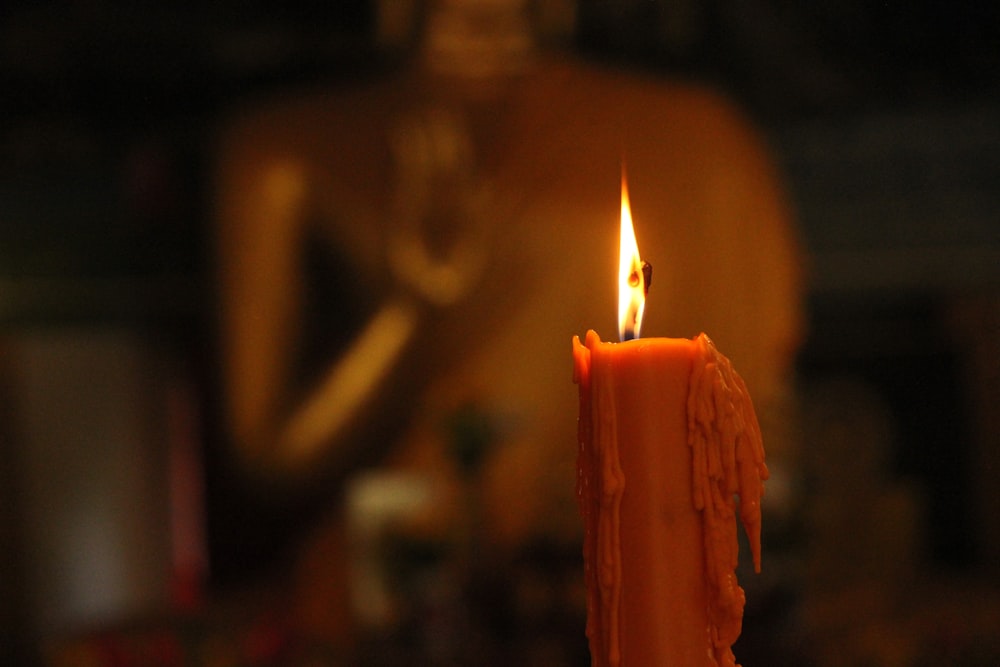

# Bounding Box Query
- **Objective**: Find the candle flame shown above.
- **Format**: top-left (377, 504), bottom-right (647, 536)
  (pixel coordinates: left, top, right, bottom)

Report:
top-left (618, 172), bottom-right (645, 341)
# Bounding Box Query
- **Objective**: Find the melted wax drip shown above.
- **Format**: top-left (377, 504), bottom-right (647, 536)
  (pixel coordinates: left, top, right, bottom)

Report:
top-left (574, 332), bottom-right (623, 666)
top-left (688, 333), bottom-right (768, 667)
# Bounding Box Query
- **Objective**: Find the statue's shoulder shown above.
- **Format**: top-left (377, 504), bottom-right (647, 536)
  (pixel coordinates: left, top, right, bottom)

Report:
top-left (216, 69), bottom-right (407, 163)
top-left (542, 57), bottom-right (752, 134)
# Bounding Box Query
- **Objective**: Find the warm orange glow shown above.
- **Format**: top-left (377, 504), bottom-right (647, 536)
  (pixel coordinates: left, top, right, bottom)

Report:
top-left (618, 173), bottom-right (645, 341)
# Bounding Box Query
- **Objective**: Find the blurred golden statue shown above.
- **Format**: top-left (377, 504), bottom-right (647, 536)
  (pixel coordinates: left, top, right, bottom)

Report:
top-left (215, 0), bottom-right (803, 653)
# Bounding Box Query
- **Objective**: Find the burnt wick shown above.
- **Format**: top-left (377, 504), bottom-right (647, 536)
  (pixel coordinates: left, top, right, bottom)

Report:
top-left (641, 261), bottom-right (652, 296)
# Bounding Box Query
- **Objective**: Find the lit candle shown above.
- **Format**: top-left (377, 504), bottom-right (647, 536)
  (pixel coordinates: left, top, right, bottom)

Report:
top-left (572, 173), bottom-right (769, 667)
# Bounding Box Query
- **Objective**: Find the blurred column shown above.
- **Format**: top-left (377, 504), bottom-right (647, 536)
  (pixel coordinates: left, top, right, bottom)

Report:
top-left (6, 328), bottom-right (174, 646)
top-left (950, 294), bottom-right (1000, 575)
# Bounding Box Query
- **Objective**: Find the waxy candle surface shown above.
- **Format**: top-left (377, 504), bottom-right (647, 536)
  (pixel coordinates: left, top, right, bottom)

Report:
top-left (574, 330), bottom-right (767, 667)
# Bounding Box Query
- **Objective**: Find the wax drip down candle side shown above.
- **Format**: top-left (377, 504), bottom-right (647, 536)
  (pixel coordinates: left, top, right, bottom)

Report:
top-left (572, 173), bottom-right (768, 667)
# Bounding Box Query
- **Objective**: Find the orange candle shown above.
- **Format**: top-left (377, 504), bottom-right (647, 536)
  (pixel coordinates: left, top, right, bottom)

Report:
top-left (572, 175), bottom-right (768, 667)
